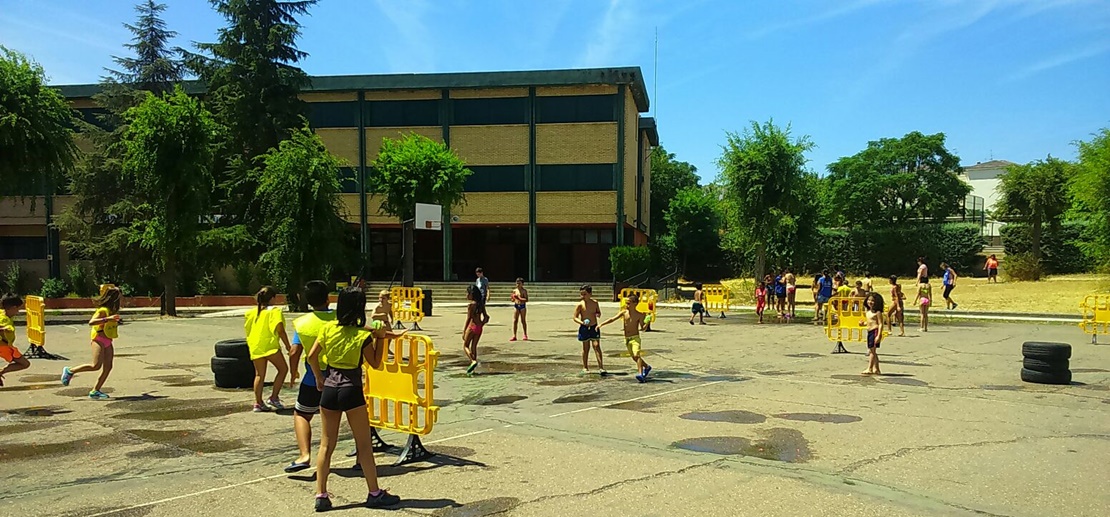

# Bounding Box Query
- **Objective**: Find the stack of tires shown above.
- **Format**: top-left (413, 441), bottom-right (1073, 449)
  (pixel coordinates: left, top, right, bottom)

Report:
top-left (1020, 341), bottom-right (1072, 385)
top-left (212, 339), bottom-right (254, 389)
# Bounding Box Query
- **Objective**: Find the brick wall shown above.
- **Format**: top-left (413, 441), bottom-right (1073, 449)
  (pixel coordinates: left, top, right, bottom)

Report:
top-left (316, 128), bottom-right (360, 164)
top-left (365, 127), bottom-right (443, 162)
top-left (623, 88), bottom-right (638, 227)
top-left (536, 192), bottom-right (616, 224)
top-left (451, 125), bottom-right (528, 165)
top-left (453, 192), bottom-right (529, 223)
top-left (536, 123), bottom-right (618, 164)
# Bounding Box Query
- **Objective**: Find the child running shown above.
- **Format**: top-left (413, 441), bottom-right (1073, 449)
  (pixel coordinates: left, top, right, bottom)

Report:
top-left (689, 283), bottom-right (705, 325)
top-left (463, 284), bottom-right (489, 375)
top-left (599, 292), bottom-right (652, 382)
top-left (284, 280), bottom-right (335, 473)
top-left (307, 287), bottom-right (404, 511)
top-left (244, 286), bottom-right (291, 412)
top-left (861, 292), bottom-right (885, 375)
top-left (755, 281), bottom-right (767, 324)
top-left (0, 294), bottom-right (30, 387)
top-left (887, 276), bottom-right (905, 337)
top-left (914, 276), bottom-right (933, 332)
top-left (510, 278), bottom-right (529, 341)
top-left (573, 285), bottom-right (606, 374)
top-left (61, 286), bottom-right (122, 399)
top-left (941, 262), bottom-right (958, 310)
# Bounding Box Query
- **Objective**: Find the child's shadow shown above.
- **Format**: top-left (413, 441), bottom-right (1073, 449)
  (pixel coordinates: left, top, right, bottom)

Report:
top-left (328, 498), bottom-right (461, 512)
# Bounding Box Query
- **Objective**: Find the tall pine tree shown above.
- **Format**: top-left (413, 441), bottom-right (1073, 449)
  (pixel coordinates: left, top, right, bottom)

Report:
top-left (107, 0), bottom-right (184, 94)
top-left (188, 0), bottom-right (316, 230)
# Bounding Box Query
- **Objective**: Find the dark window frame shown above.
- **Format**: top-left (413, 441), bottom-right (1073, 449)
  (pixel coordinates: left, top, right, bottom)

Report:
top-left (464, 165), bottom-right (527, 192)
top-left (307, 101), bottom-right (359, 128)
top-left (365, 100), bottom-right (440, 127)
top-left (535, 94), bottom-right (617, 124)
top-left (450, 97), bottom-right (529, 126)
top-left (537, 164), bottom-right (616, 191)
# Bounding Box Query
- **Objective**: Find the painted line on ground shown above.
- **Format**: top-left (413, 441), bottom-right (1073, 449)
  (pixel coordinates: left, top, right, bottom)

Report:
top-left (85, 427), bottom-right (495, 517)
top-left (547, 380), bottom-right (727, 418)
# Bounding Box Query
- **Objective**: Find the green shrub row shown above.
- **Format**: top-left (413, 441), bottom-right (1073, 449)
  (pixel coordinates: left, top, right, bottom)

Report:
top-left (800, 223), bottom-right (986, 277)
top-left (1000, 221), bottom-right (1094, 274)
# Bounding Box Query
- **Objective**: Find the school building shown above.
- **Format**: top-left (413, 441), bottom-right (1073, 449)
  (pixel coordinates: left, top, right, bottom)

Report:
top-left (0, 67), bottom-right (657, 284)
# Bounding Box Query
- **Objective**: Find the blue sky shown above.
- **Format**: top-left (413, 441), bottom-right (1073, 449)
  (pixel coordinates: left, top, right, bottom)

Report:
top-left (2, 0), bottom-right (1108, 182)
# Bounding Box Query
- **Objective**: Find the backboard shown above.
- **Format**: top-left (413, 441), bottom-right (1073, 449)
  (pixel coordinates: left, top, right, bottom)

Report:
top-left (415, 203), bottom-right (442, 231)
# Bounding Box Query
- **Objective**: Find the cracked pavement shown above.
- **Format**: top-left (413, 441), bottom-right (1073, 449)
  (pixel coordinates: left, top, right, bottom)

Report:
top-left (1, 305), bottom-right (1107, 516)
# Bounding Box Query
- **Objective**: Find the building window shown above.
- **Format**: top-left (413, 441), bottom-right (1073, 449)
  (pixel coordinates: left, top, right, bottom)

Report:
top-left (366, 100), bottom-right (439, 127)
top-left (75, 107), bottom-right (112, 130)
top-left (535, 95), bottom-right (617, 123)
top-left (0, 237), bottom-right (47, 260)
top-left (308, 101), bottom-right (359, 128)
top-left (537, 164), bottom-right (614, 191)
top-left (464, 165), bottom-right (527, 192)
top-left (338, 167), bottom-right (358, 193)
top-left (451, 97), bottom-right (528, 125)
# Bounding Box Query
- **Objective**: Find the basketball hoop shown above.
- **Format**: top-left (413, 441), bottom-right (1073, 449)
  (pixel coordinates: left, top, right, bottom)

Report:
top-left (415, 203), bottom-right (442, 231)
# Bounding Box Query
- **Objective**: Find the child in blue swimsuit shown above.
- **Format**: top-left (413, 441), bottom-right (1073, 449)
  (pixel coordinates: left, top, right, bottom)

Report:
top-left (511, 278), bottom-right (529, 341)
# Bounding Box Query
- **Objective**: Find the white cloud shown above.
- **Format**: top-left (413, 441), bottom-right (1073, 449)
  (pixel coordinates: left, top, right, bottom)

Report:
top-left (747, 0), bottom-right (888, 39)
top-left (1007, 42), bottom-right (1110, 81)
top-left (373, 0), bottom-right (435, 73)
top-left (578, 0), bottom-right (639, 68)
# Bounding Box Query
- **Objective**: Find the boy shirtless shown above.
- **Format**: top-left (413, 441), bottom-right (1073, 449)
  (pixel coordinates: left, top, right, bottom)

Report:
top-left (689, 283), bottom-right (705, 325)
top-left (371, 290), bottom-right (393, 328)
top-left (600, 292), bottom-right (652, 382)
top-left (572, 285), bottom-right (606, 374)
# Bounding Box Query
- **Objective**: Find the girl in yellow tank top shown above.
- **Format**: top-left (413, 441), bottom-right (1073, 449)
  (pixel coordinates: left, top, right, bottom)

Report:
top-left (245, 287), bottom-right (291, 412)
top-left (61, 286), bottom-right (122, 399)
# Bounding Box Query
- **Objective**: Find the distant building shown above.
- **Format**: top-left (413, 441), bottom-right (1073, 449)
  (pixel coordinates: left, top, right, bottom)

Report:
top-left (959, 159), bottom-right (1016, 245)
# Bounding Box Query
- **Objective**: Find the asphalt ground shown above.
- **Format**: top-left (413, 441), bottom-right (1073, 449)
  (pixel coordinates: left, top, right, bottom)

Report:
top-left (1, 305), bottom-right (1107, 517)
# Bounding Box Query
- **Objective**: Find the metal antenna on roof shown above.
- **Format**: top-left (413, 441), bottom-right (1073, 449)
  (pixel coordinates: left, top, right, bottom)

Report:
top-left (653, 26), bottom-right (658, 120)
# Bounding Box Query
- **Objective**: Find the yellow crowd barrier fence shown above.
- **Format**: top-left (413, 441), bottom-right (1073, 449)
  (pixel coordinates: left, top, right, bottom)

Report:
top-left (24, 295), bottom-right (49, 358)
top-left (363, 333), bottom-right (440, 465)
top-left (703, 284), bottom-right (731, 318)
top-left (1080, 294), bottom-right (1110, 344)
top-left (390, 286), bottom-right (425, 331)
top-left (620, 288), bottom-right (658, 329)
top-left (824, 295), bottom-right (889, 346)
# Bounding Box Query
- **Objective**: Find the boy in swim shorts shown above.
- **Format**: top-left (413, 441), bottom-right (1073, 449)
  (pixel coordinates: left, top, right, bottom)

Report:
top-left (573, 285), bottom-right (606, 374)
top-left (600, 292), bottom-right (652, 382)
top-left (0, 294), bottom-right (30, 386)
top-left (689, 283), bottom-right (705, 325)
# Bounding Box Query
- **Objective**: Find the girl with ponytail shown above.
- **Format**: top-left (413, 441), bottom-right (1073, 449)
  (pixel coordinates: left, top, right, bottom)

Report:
top-left (245, 286), bottom-right (291, 412)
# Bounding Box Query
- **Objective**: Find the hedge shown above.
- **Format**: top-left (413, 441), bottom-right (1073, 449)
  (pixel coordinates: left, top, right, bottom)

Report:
top-left (1000, 221), bottom-right (1094, 274)
top-left (800, 223), bottom-right (985, 277)
top-left (609, 246), bottom-right (651, 281)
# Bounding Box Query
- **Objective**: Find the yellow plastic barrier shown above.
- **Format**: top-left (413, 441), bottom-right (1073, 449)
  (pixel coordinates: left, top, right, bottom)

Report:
top-left (24, 295), bottom-right (48, 358)
top-left (703, 284), bottom-right (731, 318)
top-left (619, 288), bottom-right (658, 328)
top-left (363, 333), bottom-right (439, 465)
top-left (1080, 294), bottom-right (1110, 344)
top-left (824, 295), bottom-right (889, 344)
top-left (390, 286), bottom-right (424, 331)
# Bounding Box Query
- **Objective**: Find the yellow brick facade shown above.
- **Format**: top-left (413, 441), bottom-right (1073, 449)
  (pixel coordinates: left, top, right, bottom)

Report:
top-left (536, 85), bottom-right (617, 96)
top-left (453, 192), bottom-right (529, 223)
top-left (365, 127), bottom-right (443, 162)
top-left (623, 88), bottom-right (638, 227)
top-left (363, 90), bottom-right (439, 101)
top-left (300, 92), bottom-right (358, 102)
top-left (536, 192), bottom-right (616, 224)
top-left (450, 87), bottom-right (528, 99)
top-left (536, 123), bottom-right (618, 164)
top-left (450, 125), bottom-right (528, 165)
top-left (316, 128), bottom-right (360, 164)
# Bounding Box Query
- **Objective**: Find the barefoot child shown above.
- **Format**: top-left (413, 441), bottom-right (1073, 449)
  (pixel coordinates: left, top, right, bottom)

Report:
top-left (307, 288), bottom-right (404, 511)
top-left (574, 285), bottom-right (606, 374)
top-left (244, 286), bottom-right (291, 412)
top-left (463, 284), bottom-right (489, 375)
top-left (0, 294), bottom-right (30, 387)
top-left (784, 268), bottom-right (797, 318)
top-left (61, 287), bottom-right (122, 399)
top-left (755, 281), bottom-right (767, 324)
top-left (510, 278), bottom-right (529, 341)
top-left (284, 280), bottom-right (335, 473)
top-left (861, 292), bottom-right (885, 375)
top-left (941, 262), bottom-right (958, 310)
top-left (599, 292), bottom-right (652, 382)
top-left (914, 277), bottom-right (932, 332)
top-left (689, 283), bottom-right (705, 325)
top-left (887, 276), bottom-right (905, 337)
top-left (371, 290), bottom-right (393, 328)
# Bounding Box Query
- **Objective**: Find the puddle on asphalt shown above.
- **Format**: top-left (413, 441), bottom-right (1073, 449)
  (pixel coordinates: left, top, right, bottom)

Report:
top-left (649, 371), bottom-right (697, 380)
top-left (552, 392), bottom-right (607, 404)
top-left (2, 406), bottom-right (71, 417)
top-left (124, 429), bottom-right (244, 457)
top-left (535, 377), bottom-right (602, 386)
top-left (56, 387), bottom-right (116, 397)
top-left (0, 383), bottom-right (55, 392)
top-left (1074, 383), bottom-right (1109, 391)
top-left (756, 371), bottom-right (797, 376)
top-left (432, 497), bottom-right (520, 517)
top-left (0, 422), bottom-right (53, 435)
top-left (18, 374), bottom-right (61, 383)
top-left (678, 337), bottom-right (707, 342)
top-left (426, 445), bottom-right (475, 458)
top-left (786, 353), bottom-right (823, 358)
top-left (447, 372), bottom-right (513, 379)
top-left (830, 374), bottom-right (878, 384)
top-left (881, 377), bottom-right (929, 387)
top-left (60, 505), bottom-right (152, 517)
top-left (0, 433), bottom-right (127, 461)
top-left (113, 353), bottom-right (145, 357)
top-left (882, 361), bottom-right (932, 367)
top-left (468, 395), bottom-right (527, 406)
top-left (476, 361), bottom-right (561, 374)
top-left (981, 385), bottom-right (1024, 391)
top-left (604, 400), bottom-right (658, 411)
top-left (700, 375), bottom-right (746, 382)
top-left (1071, 368), bottom-right (1110, 373)
top-left (680, 410), bottom-right (766, 424)
top-left (672, 428), bottom-right (812, 462)
top-left (111, 398), bottom-right (246, 420)
top-left (774, 413), bottom-right (862, 424)
top-left (147, 375), bottom-right (212, 387)
top-left (144, 363), bottom-right (209, 371)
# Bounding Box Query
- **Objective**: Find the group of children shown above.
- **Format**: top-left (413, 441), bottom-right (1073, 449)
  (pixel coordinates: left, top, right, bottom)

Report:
top-left (0, 288), bottom-right (122, 397)
top-left (755, 269), bottom-right (799, 323)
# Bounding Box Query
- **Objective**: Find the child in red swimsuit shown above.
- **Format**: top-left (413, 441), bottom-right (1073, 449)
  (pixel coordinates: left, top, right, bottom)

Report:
top-left (463, 285), bottom-right (489, 375)
top-left (755, 281), bottom-right (767, 324)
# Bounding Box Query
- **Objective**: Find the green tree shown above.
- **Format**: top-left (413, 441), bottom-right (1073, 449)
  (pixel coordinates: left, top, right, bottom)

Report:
top-left (118, 88), bottom-right (221, 316)
top-left (256, 126), bottom-right (347, 309)
top-left (370, 133), bottom-right (471, 287)
top-left (0, 47), bottom-right (77, 199)
top-left (717, 120), bottom-right (815, 281)
top-left (649, 145), bottom-right (699, 237)
top-left (664, 186), bottom-right (719, 274)
top-left (995, 157), bottom-right (1074, 274)
top-left (1071, 128), bottom-right (1110, 267)
top-left (189, 0), bottom-right (316, 229)
top-left (827, 131), bottom-right (970, 226)
top-left (106, 1), bottom-right (184, 94)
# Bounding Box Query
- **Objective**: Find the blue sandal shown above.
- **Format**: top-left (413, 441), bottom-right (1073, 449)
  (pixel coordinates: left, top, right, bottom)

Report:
top-left (284, 461), bottom-right (311, 473)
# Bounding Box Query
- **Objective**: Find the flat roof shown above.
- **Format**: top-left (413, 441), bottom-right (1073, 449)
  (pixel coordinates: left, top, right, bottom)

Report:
top-left (639, 117), bottom-right (659, 146)
top-left (55, 66), bottom-right (651, 113)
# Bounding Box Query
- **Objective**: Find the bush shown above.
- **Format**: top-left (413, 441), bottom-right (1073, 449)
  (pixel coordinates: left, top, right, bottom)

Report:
top-left (40, 277), bottom-right (69, 298)
top-left (609, 246), bottom-right (651, 281)
top-left (197, 274), bottom-right (218, 296)
top-left (1000, 221), bottom-right (1094, 274)
top-left (802, 223), bottom-right (985, 276)
top-left (1002, 252), bottom-right (1044, 281)
top-left (66, 264), bottom-right (97, 297)
top-left (3, 262), bottom-right (27, 296)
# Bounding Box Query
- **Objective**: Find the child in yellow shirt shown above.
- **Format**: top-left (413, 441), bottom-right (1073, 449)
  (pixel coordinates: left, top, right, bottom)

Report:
top-left (0, 294), bottom-right (30, 386)
top-left (245, 286), bottom-right (291, 412)
top-left (62, 287), bottom-right (122, 399)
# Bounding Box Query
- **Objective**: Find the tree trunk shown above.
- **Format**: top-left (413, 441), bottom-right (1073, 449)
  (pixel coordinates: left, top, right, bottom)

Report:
top-left (403, 219), bottom-right (415, 287)
top-left (163, 251), bottom-right (177, 317)
top-left (754, 241), bottom-right (766, 285)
